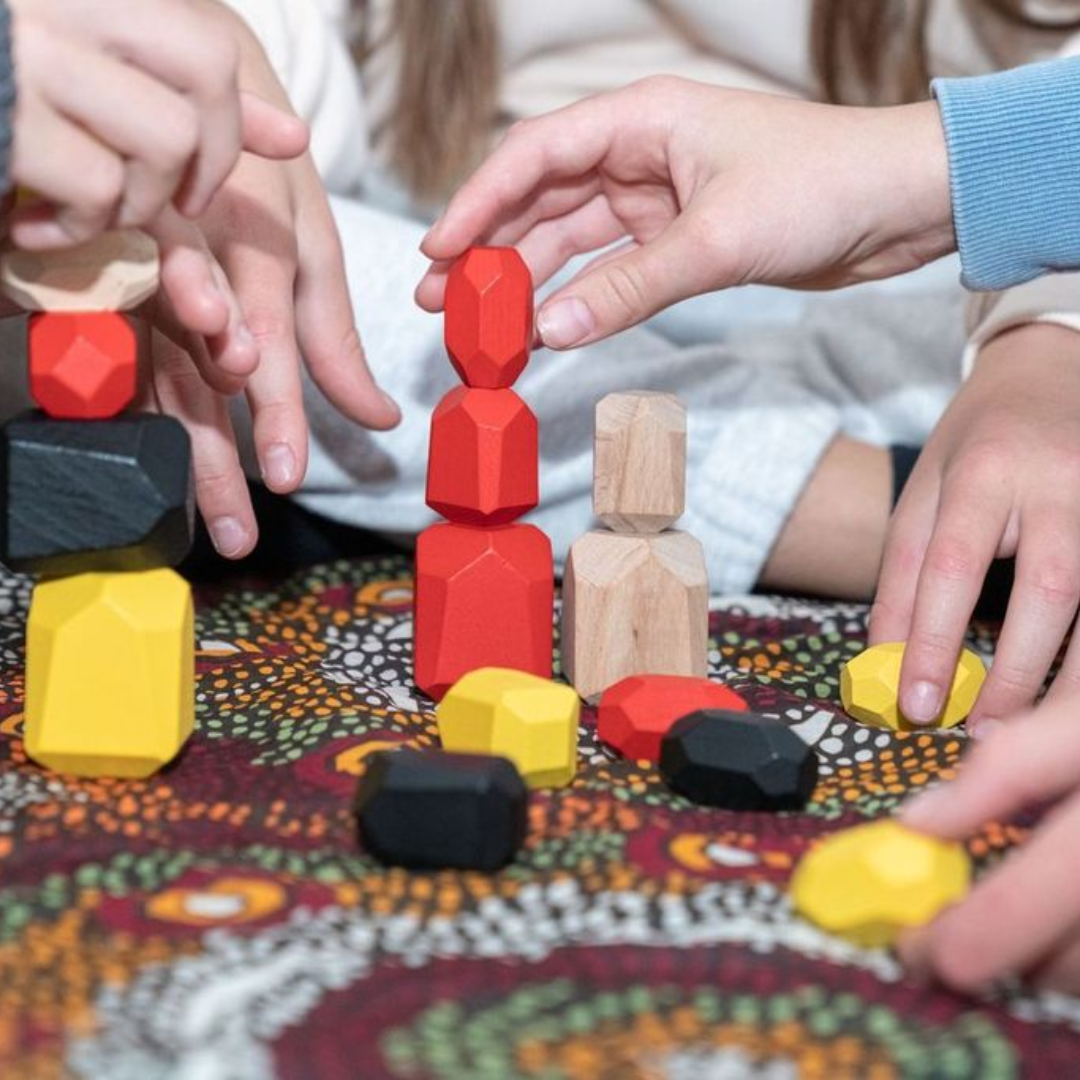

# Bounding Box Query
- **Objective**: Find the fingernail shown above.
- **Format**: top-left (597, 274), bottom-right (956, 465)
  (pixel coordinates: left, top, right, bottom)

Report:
top-left (237, 324), bottom-right (256, 349)
top-left (902, 681), bottom-right (943, 725)
top-left (537, 297), bottom-right (595, 349)
top-left (209, 516), bottom-right (249, 558)
top-left (967, 716), bottom-right (1002, 741)
top-left (262, 443), bottom-right (297, 490)
top-left (203, 280), bottom-right (226, 311)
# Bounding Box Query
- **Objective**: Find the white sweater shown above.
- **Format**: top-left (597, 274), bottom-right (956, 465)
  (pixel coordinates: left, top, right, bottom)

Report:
top-left (210, 1), bottom-right (1080, 592)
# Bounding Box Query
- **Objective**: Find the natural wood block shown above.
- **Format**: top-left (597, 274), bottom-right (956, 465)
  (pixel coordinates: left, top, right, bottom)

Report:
top-left (444, 247), bottom-right (533, 389)
top-left (437, 667), bottom-right (579, 789)
top-left (28, 312), bottom-right (136, 419)
top-left (426, 386), bottom-right (538, 525)
top-left (594, 392), bottom-right (687, 533)
top-left (0, 412), bottom-right (194, 575)
top-left (25, 569), bottom-right (194, 778)
top-left (562, 530), bottom-right (708, 703)
top-left (414, 523), bottom-right (554, 700)
top-left (0, 229), bottom-right (159, 312)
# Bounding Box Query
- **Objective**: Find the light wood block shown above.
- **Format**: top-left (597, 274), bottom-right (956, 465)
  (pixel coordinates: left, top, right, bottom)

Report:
top-left (594, 391), bottom-right (686, 533)
top-left (0, 229), bottom-right (159, 312)
top-left (25, 569), bottom-right (194, 778)
top-left (562, 529), bottom-right (708, 703)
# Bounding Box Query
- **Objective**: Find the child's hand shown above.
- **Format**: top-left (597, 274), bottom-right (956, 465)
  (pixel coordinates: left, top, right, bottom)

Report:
top-left (870, 324), bottom-right (1080, 729)
top-left (136, 8), bottom-right (400, 557)
top-left (898, 699), bottom-right (1080, 994)
top-left (416, 78), bottom-right (953, 349)
top-left (7, 0), bottom-right (308, 248)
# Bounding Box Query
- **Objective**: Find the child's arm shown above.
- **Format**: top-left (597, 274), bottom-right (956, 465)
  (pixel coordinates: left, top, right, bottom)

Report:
top-left (899, 700), bottom-right (1080, 994)
top-left (871, 323), bottom-right (1080, 727)
top-left (418, 57), bottom-right (1080, 347)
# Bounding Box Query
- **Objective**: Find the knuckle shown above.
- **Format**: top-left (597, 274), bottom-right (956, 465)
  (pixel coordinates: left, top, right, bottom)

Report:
top-left (1023, 558), bottom-right (1080, 610)
top-left (985, 662), bottom-right (1041, 701)
top-left (952, 440), bottom-right (1010, 488)
top-left (599, 261), bottom-right (651, 321)
top-left (924, 537), bottom-right (978, 584)
top-left (245, 311), bottom-right (294, 347)
top-left (79, 155), bottom-right (125, 218)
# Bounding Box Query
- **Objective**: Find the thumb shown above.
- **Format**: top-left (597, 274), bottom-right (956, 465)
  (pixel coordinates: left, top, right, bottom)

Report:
top-left (239, 92), bottom-right (310, 162)
top-left (535, 214), bottom-right (722, 349)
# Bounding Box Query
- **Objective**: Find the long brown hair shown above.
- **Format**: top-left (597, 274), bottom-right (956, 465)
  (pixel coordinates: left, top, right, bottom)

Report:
top-left (812, 0), bottom-right (1080, 105)
top-left (357, 0), bottom-right (1080, 199)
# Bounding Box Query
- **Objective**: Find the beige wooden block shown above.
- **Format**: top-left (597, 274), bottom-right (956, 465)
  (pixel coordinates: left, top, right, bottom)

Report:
top-left (594, 391), bottom-right (686, 533)
top-left (562, 529), bottom-right (708, 702)
top-left (0, 229), bottom-right (159, 312)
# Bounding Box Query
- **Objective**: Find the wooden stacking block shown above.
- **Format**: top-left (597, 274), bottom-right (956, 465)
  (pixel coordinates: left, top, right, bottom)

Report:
top-left (598, 674), bottom-right (748, 763)
top-left (0, 412), bottom-right (194, 575)
top-left (354, 748), bottom-right (528, 871)
top-left (841, 642), bottom-right (986, 731)
top-left (659, 709), bottom-right (818, 810)
top-left (594, 392), bottom-right (686, 533)
top-left (25, 569), bottom-right (194, 778)
top-left (0, 229), bottom-right (159, 311)
top-left (414, 523), bottom-right (554, 700)
top-left (562, 530), bottom-right (708, 702)
top-left (28, 312), bottom-right (136, 419)
top-left (437, 668), bottom-right (579, 788)
top-left (444, 247), bottom-right (533, 389)
top-left (791, 821), bottom-right (972, 948)
top-left (426, 386), bottom-right (538, 525)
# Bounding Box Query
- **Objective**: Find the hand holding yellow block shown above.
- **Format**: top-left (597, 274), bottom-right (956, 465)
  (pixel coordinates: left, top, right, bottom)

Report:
top-left (437, 667), bottom-right (579, 788)
top-left (841, 642), bottom-right (986, 731)
top-left (791, 820), bottom-right (971, 948)
top-left (25, 569), bottom-right (194, 778)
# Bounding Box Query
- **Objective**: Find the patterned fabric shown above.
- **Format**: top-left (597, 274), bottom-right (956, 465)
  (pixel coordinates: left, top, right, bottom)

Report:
top-left (0, 554), bottom-right (1076, 1079)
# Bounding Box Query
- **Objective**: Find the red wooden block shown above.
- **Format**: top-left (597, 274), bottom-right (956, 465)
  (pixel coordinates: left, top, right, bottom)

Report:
top-left (414, 522), bottom-right (553, 700)
top-left (444, 247), bottom-right (533, 389)
top-left (598, 674), bottom-right (749, 763)
top-left (426, 386), bottom-right (538, 525)
top-left (29, 312), bottom-right (136, 420)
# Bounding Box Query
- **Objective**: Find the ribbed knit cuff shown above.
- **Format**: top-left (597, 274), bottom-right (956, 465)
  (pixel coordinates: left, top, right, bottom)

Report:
top-left (0, 1), bottom-right (14, 195)
top-left (933, 56), bottom-right (1080, 292)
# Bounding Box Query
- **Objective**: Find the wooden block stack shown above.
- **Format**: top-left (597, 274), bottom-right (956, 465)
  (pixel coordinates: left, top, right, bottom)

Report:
top-left (413, 248), bottom-right (554, 701)
top-left (0, 230), bottom-right (196, 778)
top-left (563, 392), bottom-right (708, 702)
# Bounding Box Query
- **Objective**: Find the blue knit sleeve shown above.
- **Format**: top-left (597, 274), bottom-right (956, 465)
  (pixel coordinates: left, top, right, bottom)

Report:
top-left (933, 56), bottom-right (1080, 292)
top-left (0, 1), bottom-right (13, 194)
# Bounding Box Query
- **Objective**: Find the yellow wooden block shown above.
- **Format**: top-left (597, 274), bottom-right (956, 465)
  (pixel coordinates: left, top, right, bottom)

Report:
top-left (791, 820), bottom-right (971, 948)
top-left (25, 569), bottom-right (194, 778)
top-left (437, 667), bottom-right (579, 788)
top-left (841, 642), bottom-right (986, 731)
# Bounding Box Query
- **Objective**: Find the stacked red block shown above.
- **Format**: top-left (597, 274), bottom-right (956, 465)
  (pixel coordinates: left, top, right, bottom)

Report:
top-left (414, 248), bottom-right (554, 700)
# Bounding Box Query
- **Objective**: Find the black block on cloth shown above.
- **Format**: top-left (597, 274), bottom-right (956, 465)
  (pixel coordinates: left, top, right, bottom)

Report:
top-left (354, 748), bottom-right (528, 871)
top-left (659, 709), bottom-right (818, 811)
top-left (0, 411), bottom-right (195, 575)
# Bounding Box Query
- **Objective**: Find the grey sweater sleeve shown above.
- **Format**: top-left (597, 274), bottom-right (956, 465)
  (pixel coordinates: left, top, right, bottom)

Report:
top-left (0, 1), bottom-right (14, 192)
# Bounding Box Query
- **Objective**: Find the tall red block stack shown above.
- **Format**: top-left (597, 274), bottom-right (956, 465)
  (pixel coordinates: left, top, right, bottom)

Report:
top-left (414, 248), bottom-right (553, 700)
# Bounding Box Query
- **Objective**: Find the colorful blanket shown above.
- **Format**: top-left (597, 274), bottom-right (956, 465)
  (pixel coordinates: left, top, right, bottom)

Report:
top-left (0, 555), bottom-right (1076, 1079)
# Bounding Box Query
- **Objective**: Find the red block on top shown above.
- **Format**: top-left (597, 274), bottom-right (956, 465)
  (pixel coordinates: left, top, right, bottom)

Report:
top-left (444, 247), bottom-right (533, 388)
top-left (29, 312), bottom-right (136, 420)
top-left (598, 674), bottom-right (749, 763)
top-left (426, 386), bottom-right (538, 525)
top-left (414, 522), bottom-right (553, 700)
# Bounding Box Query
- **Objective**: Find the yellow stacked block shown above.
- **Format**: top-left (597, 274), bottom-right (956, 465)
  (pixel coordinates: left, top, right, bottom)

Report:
top-left (841, 642), bottom-right (986, 731)
top-left (437, 667), bottom-right (579, 788)
top-left (25, 569), bottom-right (194, 778)
top-left (790, 820), bottom-right (972, 948)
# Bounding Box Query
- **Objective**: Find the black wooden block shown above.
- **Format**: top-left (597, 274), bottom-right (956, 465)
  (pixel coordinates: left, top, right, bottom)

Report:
top-left (353, 748), bottom-right (528, 871)
top-left (659, 709), bottom-right (819, 811)
top-left (0, 411), bottom-right (195, 575)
